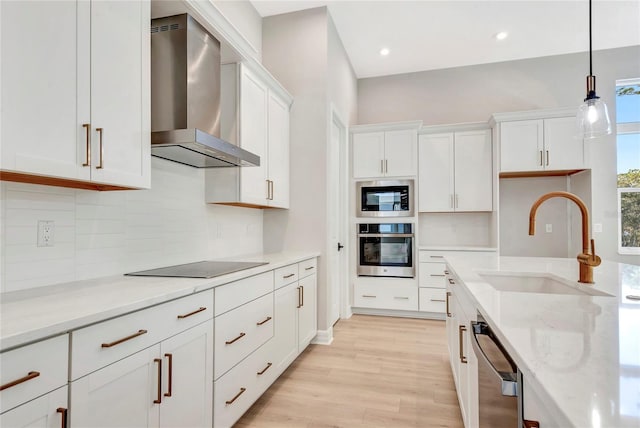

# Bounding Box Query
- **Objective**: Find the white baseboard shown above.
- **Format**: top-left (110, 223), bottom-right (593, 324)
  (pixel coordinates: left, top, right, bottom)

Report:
top-left (311, 327), bottom-right (334, 345)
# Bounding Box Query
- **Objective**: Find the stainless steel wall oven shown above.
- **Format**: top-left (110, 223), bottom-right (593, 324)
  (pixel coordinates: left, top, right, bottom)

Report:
top-left (356, 179), bottom-right (414, 217)
top-left (357, 223), bottom-right (415, 278)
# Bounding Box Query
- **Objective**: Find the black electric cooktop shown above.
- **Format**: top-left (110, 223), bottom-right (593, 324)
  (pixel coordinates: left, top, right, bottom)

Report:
top-left (125, 260), bottom-right (269, 278)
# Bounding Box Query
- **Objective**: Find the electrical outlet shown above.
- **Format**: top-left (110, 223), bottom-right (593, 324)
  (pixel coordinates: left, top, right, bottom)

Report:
top-left (545, 224), bottom-right (553, 233)
top-left (37, 220), bottom-right (55, 247)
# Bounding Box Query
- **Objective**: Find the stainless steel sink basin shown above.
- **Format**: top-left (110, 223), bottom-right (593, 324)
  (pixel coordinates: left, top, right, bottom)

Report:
top-left (478, 273), bottom-right (612, 297)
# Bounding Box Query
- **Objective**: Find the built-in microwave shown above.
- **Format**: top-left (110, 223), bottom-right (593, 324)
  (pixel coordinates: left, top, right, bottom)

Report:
top-left (356, 179), bottom-right (414, 217)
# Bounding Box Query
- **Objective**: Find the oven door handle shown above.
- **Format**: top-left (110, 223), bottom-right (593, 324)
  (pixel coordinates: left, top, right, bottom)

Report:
top-left (471, 321), bottom-right (518, 397)
top-left (357, 233), bottom-right (414, 238)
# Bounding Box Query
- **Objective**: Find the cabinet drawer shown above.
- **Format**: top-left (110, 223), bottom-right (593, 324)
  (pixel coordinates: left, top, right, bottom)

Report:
top-left (164, 289), bottom-right (214, 334)
top-left (215, 271), bottom-right (273, 316)
top-left (274, 264), bottom-right (298, 289)
top-left (0, 334), bottom-right (68, 414)
top-left (419, 251), bottom-right (449, 263)
top-left (298, 258), bottom-right (317, 279)
top-left (419, 262), bottom-right (447, 287)
top-left (419, 288), bottom-right (447, 313)
top-left (214, 293), bottom-right (274, 379)
top-left (213, 340), bottom-right (276, 428)
top-left (353, 283), bottom-right (418, 311)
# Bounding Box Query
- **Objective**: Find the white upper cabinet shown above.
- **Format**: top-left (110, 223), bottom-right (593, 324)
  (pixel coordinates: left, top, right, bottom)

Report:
top-left (351, 123), bottom-right (420, 178)
top-left (419, 128), bottom-right (493, 212)
top-left (0, 0), bottom-right (150, 190)
top-left (494, 109), bottom-right (585, 174)
top-left (206, 63), bottom-right (292, 208)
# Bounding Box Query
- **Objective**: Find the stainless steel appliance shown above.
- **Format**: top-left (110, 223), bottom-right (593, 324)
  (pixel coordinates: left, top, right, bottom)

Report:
top-left (471, 316), bottom-right (521, 428)
top-left (357, 223), bottom-right (414, 278)
top-left (125, 260), bottom-right (268, 278)
top-left (356, 179), bottom-right (414, 217)
top-left (150, 14), bottom-right (259, 168)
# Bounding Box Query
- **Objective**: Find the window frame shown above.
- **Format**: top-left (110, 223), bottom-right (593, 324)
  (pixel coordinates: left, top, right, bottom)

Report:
top-left (618, 187), bottom-right (640, 255)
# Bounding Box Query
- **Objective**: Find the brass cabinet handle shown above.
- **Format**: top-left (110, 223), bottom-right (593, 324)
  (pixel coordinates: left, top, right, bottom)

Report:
top-left (101, 329), bottom-right (147, 348)
top-left (430, 299), bottom-right (446, 302)
top-left (56, 407), bottom-right (68, 428)
top-left (265, 180), bottom-right (270, 200)
top-left (430, 255), bottom-right (444, 259)
top-left (446, 292), bottom-right (452, 317)
top-left (177, 307), bottom-right (207, 319)
top-left (444, 270), bottom-right (450, 274)
top-left (82, 124), bottom-right (91, 166)
top-left (283, 273), bottom-right (295, 279)
top-left (546, 150), bottom-right (549, 166)
top-left (539, 150), bottom-right (543, 166)
top-left (225, 387), bottom-right (246, 405)
top-left (459, 325), bottom-right (468, 364)
top-left (430, 274), bottom-right (446, 277)
top-left (164, 353), bottom-right (173, 397)
top-left (297, 287), bottom-right (302, 308)
top-left (305, 266), bottom-right (315, 271)
top-left (448, 278), bottom-right (455, 285)
top-left (523, 420), bottom-right (540, 428)
top-left (362, 294), bottom-right (376, 298)
top-left (385, 159), bottom-right (388, 173)
top-left (269, 180), bottom-right (274, 200)
top-left (225, 332), bottom-right (246, 345)
top-left (257, 362), bottom-right (272, 376)
top-left (301, 285), bottom-right (304, 307)
top-left (153, 358), bottom-right (162, 404)
top-left (96, 127), bottom-right (104, 169)
top-left (256, 316), bottom-right (272, 326)
top-left (380, 159), bottom-right (384, 174)
top-left (0, 371), bottom-right (40, 391)
top-left (394, 296), bottom-right (409, 300)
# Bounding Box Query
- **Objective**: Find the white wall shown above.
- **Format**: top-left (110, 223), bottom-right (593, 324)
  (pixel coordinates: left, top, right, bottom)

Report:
top-left (359, 46), bottom-right (640, 264)
top-left (0, 158), bottom-right (263, 293)
top-left (213, 0), bottom-right (262, 61)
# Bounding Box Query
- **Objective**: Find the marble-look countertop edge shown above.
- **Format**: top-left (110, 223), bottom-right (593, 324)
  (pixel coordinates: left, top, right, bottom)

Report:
top-left (0, 251), bottom-right (320, 351)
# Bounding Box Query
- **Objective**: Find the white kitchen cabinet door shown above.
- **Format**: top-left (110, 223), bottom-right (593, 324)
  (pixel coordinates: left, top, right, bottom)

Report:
top-left (499, 119), bottom-right (544, 172)
top-left (297, 274), bottom-right (317, 353)
top-left (352, 132), bottom-right (385, 178)
top-left (70, 345), bottom-right (160, 428)
top-left (544, 116), bottom-right (585, 170)
top-left (239, 66), bottom-right (269, 205)
top-left (89, 0), bottom-right (150, 189)
top-left (159, 321), bottom-right (213, 428)
top-left (267, 91), bottom-right (290, 209)
top-left (418, 133), bottom-right (454, 212)
top-left (272, 282), bottom-right (299, 375)
top-left (454, 130), bottom-right (493, 212)
top-left (384, 129), bottom-right (417, 177)
top-left (0, 386), bottom-right (67, 428)
top-left (0, 1), bottom-right (89, 182)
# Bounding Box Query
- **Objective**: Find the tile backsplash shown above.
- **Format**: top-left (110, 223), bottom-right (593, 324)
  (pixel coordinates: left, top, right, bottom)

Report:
top-left (0, 159), bottom-right (263, 293)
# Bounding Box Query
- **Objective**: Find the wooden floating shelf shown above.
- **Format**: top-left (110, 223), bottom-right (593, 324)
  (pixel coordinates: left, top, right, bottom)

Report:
top-left (499, 169), bottom-right (587, 179)
top-left (0, 171), bottom-right (136, 191)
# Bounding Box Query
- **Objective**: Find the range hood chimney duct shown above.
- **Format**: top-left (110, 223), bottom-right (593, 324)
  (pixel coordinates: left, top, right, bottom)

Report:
top-left (150, 14), bottom-right (259, 168)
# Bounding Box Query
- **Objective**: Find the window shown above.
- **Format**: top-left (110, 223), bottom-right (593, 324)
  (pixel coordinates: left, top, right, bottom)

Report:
top-left (616, 78), bottom-right (640, 254)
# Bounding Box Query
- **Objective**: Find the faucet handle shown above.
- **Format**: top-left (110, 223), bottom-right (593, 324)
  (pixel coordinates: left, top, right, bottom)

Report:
top-left (590, 239), bottom-right (602, 266)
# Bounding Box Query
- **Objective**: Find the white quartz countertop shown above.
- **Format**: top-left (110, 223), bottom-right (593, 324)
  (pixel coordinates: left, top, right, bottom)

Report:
top-left (418, 245), bottom-right (498, 252)
top-left (0, 251), bottom-right (319, 351)
top-left (444, 253), bottom-right (640, 428)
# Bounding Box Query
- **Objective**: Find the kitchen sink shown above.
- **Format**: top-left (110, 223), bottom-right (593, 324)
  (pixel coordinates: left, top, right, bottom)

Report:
top-left (477, 273), bottom-right (612, 297)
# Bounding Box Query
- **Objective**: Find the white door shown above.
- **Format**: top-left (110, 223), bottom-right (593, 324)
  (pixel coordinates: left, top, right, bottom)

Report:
top-left (544, 116), bottom-right (585, 170)
top-left (418, 133), bottom-right (454, 212)
top-left (90, 0), bottom-right (150, 188)
top-left (159, 321), bottom-right (214, 428)
top-left (352, 132), bottom-right (385, 178)
top-left (499, 119), bottom-right (544, 172)
top-left (454, 130), bottom-right (493, 212)
top-left (384, 129), bottom-right (417, 177)
top-left (267, 91), bottom-right (290, 208)
top-left (0, 386), bottom-right (67, 428)
top-left (297, 274), bottom-right (317, 352)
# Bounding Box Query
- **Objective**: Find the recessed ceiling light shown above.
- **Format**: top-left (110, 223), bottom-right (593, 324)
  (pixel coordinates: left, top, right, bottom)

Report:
top-left (495, 31), bottom-right (508, 41)
top-left (379, 48), bottom-right (390, 56)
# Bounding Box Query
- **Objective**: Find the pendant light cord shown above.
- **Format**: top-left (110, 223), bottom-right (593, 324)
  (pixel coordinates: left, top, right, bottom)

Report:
top-left (589, 0), bottom-right (593, 76)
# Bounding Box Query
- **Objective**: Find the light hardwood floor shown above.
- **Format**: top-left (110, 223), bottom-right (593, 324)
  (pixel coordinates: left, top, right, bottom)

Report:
top-left (235, 314), bottom-right (464, 428)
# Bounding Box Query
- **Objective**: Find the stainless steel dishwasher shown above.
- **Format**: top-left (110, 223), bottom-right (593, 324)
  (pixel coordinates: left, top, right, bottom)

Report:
top-left (471, 316), bottom-right (521, 428)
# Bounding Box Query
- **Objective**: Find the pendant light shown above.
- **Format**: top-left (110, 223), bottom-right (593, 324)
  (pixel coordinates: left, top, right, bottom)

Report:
top-left (576, 0), bottom-right (612, 139)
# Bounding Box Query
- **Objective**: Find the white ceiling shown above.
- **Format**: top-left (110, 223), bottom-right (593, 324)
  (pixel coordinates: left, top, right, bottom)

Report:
top-left (250, 0), bottom-right (640, 78)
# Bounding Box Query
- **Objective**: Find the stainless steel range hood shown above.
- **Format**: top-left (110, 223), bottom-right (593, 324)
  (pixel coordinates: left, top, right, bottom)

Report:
top-left (150, 14), bottom-right (259, 168)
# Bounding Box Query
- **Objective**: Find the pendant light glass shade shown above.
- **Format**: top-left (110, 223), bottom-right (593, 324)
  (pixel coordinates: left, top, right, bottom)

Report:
top-left (575, 0), bottom-right (612, 139)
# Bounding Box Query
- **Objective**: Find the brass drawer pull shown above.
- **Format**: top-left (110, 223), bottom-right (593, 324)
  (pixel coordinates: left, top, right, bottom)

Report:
top-left (446, 292), bottom-right (452, 317)
top-left (153, 358), bottom-right (162, 404)
top-left (96, 127), bottom-right (104, 169)
top-left (459, 325), bottom-right (468, 364)
top-left (430, 274), bottom-right (446, 277)
top-left (82, 124), bottom-right (91, 166)
top-left (305, 266), bottom-right (315, 271)
top-left (301, 285), bottom-right (304, 307)
top-left (430, 255), bottom-right (444, 259)
top-left (430, 299), bottom-right (446, 302)
top-left (0, 371), bottom-right (40, 391)
top-left (225, 332), bottom-right (246, 345)
top-left (257, 316), bottom-right (272, 326)
top-left (164, 353), bottom-right (173, 397)
top-left (101, 329), bottom-right (148, 348)
top-left (283, 273), bottom-right (295, 279)
top-left (448, 278), bottom-right (455, 285)
top-left (177, 307), bottom-right (207, 319)
top-left (225, 387), bottom-right (246, 405)
top-left (56, 407), bottom-right (68, 428)
top-left (257, 362), bottom-right (272, 375)
top-left (362, 294), bottom-right (376, 298)
top-left (297, 287), bottom-right (302, 308)
top-left (394, 296), bottom-right (409, 300)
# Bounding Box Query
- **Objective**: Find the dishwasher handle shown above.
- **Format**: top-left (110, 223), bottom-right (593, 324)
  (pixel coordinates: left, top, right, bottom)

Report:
top-left (471, 321), bottom-right (518, 397)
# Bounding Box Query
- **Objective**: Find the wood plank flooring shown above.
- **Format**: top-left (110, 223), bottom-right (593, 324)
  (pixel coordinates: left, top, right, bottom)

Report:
top-left (235, 315), bottom-right (464, 428)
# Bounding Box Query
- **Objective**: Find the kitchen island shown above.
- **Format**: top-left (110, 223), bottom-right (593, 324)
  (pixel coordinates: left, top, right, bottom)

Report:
top-left (445, 252), bottom-right (639, 427)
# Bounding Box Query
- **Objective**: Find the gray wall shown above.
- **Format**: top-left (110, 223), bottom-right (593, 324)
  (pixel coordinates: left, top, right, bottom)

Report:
top-left (359, 46), bottom-right (640, 264)
top-left (262, 7), bottom-right (358, 333)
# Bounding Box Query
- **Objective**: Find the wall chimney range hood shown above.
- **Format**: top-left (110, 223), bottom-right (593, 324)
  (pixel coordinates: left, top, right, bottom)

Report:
top-left (150, 14), bottom-right (259, 168)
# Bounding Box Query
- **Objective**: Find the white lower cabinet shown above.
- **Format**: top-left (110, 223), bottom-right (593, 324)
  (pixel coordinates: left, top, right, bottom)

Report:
top-left (297, 274), bottom-right (317, 352)
top-left (272, 282), bottom-right (301, 374)
top-left (0, 386), bottom-right (68, 428)
top-left (353, 282), bottom-right (418, 311)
